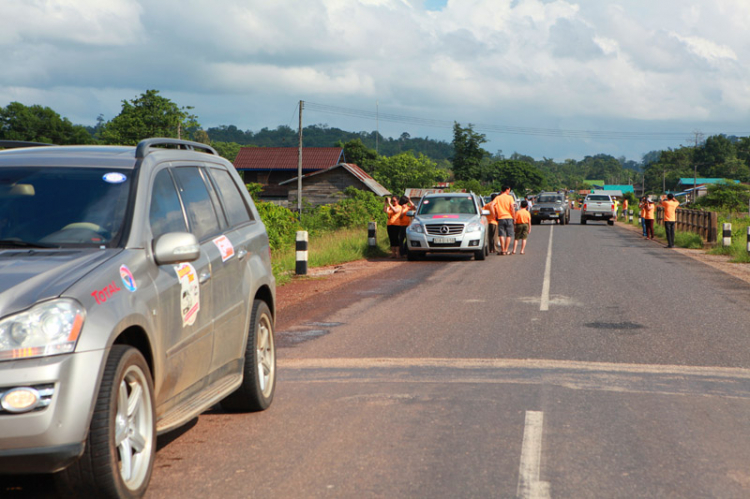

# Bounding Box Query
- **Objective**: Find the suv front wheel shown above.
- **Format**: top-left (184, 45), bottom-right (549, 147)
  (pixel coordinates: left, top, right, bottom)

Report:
top-left (57, 346), bottom-right (156, 499)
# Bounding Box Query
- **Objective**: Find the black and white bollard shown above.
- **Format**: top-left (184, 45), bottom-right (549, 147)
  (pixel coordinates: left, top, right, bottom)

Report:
top-left (723, 223), bottom-right (732, 248)
top-left (295, 231), bottom-right (308, 275)
top-left (368, 221), bottom-right (377, 247)
top-left (747, 227), bottom-right (750, 254)
top-left (628, 210), bottom-right (633, 223)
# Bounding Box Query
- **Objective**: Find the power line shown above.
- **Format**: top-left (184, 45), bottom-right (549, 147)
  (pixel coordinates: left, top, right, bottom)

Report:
top-left (304, 101), bottom-right (748, 141)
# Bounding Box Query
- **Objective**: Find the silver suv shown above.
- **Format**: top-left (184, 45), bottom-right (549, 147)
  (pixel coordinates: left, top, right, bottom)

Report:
top-left (0, 139), bottom-right (276, 497)
top-left (405, 192), bottom-right (489, 261)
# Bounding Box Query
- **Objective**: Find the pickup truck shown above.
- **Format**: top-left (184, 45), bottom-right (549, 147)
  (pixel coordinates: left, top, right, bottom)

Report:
top-left (580, 194), bottom-right (615, 225)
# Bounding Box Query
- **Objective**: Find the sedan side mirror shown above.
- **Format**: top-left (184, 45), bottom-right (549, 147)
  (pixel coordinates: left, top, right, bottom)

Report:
top-left (153, 232), bottom-right (200, 265)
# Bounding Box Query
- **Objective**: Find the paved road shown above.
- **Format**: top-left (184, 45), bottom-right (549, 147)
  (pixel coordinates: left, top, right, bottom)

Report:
top-left (6, 212), bottom-right (750, 497)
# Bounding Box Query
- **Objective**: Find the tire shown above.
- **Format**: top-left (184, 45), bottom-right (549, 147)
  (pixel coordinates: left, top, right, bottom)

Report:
top-left (607, 219), bottom-right (615, 226)
top-left (531, 218), bottom-right (540, 225)
top-left (56, 346), bottom-right (156, 499)
top-left (580, 216), bottom-right (587, 225)
top-left (407, 250), bottom-right (420, 261)
top-left (475, 248), bottom-right (485, 260)
top-left (221, 300), bottom-right (276, 412)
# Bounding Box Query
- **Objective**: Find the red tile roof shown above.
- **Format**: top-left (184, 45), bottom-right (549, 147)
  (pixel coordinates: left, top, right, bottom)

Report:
top-left (233, 147), bottom-right (344, 171)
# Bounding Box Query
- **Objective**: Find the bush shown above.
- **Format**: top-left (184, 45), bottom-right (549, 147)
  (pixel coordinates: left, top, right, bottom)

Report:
top-left (693, 183), bottom-right (750, 212)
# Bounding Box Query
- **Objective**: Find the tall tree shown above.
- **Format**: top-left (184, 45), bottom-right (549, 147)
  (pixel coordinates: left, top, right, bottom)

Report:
top-left (451, 122), bottom-right (487, 181)
top-left (0, 102), bottom-right (94, 144)
top-left (336, 138), bottom-right (378, 172)
top-left (371, 152), bottom-right (447, 195)
top-left (486, 160), bottom-right (546, 195)
top-left (99, 90), bottom-right (199, 145)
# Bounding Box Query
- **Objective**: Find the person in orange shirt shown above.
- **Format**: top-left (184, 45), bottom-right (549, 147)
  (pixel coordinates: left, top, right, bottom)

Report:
top-left (643, 198), bottom-right (655, 240)
top-left (493, 185), bottom-right (516, 255)
top-left (638, 196), bottom-right (648, 237)
top-left (384, 196), bottom-right (403, 258)
top-left (661, 193), bottom-right (680, 248)
top-left (483, 193), bottom-right (499, 254)
top-left (622, 198), bottom-right (628, 220)
top-left (395, 195), bottom-right (415, 257)
top-left (512, 200), bottom-right (531, 255)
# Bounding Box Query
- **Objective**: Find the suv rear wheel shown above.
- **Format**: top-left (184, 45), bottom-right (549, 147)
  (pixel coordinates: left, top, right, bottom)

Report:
top-left (222, 300), bottom-right (276, 412)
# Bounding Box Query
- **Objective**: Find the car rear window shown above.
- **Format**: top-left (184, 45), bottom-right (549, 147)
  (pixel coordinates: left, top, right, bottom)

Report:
top-left (587, 195), bottom-right (611, 201)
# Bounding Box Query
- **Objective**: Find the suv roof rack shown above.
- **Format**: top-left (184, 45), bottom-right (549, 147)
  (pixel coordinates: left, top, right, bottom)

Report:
top-left (135, 138), bottom-right (218, 159)
top-left (0, 140), bottom-right (54, 149)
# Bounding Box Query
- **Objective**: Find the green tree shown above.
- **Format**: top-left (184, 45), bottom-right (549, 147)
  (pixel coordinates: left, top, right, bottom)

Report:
top-left (0, 102), bottom-right (94, 144)
top-left (485, 160), bottom-right (545, 195)
top-left (371, 152), bottom-right (447, 195)
top-left (99, 90), bottom-right (199, 145)
top-left (212, 141), bottom-right (243, 162)
top-left (451, 122), bottom-right (487, 181)
top-left (336, 138), bottom-right (378, 172)
top-left (693, 183), bottom-right (750, 212)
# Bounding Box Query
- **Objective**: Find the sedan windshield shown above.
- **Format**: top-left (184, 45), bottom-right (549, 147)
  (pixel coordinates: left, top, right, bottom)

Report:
top-left (0, 167), bottom-right (132, 247)
top-left (418, 196), bottom-right (477, 215)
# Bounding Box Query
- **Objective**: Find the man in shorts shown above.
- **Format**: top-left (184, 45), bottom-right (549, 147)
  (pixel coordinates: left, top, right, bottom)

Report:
top-left (493, 185), bottom-right (515, 255)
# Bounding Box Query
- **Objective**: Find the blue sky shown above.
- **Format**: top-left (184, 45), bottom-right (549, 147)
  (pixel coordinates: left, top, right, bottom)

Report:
top-left (2, 0), bottom-right (749, 162)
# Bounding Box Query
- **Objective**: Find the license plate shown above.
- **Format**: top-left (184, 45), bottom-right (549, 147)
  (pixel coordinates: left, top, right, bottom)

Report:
top-left (550, 214), bottom-right (558, 218)
top-left (433, 237), bottom-right (455, 244)
top-left (595, 213), bottom-right (603, 217)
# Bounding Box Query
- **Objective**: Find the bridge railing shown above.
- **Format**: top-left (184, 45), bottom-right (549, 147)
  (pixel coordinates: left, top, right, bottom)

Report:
top-left (656, 207), bottom-right (718, 243)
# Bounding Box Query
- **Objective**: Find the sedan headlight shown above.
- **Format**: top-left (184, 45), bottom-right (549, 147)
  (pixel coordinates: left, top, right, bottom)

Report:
top-left (408, 222), bottom-right (424, 234)
top-left (0, 299), bottom-right (85, 361)
top-left (466, 221), bottom-right (482, 233)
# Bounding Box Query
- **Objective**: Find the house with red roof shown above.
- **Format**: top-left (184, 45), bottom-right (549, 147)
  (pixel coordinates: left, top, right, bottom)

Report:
top-left (233, 147), bottom-right (345, 201)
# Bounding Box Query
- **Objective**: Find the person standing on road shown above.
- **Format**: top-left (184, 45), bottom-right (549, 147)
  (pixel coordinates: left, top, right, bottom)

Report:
top-left (384, 196), bottom-right (403, 258)
top-left (483, 193), bottom-right (499, 254)
top-left (512, 200), bottom-right (531, 255)
top-left (644, 198), bottom-right (655, 240)
top-left (493, 185), bottom-right (516, 256)
top-left (639, 197), bottom-right (648, 237)
top-left (661, 193), bottom-right (680, 248)
top-left (622, 198), bottom-right (629, 220)
top-left (396, 195), bottom-right (415, 257)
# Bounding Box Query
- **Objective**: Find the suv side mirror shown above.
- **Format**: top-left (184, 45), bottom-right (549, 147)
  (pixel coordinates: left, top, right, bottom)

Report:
top-left (153, 232), bottom-right (200, 265)
top-left (481, 209), bottom-right (490, 216)
top-left (406, 210), bottom-right (415, 217)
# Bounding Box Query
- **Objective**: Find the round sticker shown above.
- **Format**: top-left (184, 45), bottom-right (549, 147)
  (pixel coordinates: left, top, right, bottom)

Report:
top-left (103, 172), bottom-right (127, 184)
top-left (120, 265), bottom-right (137, 292)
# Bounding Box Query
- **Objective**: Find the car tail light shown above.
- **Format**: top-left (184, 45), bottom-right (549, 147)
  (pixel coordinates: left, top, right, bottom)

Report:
top-left (583, 204), bottom-right (587, 210)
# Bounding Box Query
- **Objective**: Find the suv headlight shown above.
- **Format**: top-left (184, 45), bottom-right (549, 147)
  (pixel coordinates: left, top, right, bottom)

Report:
top-left (408, 222), bottom-right (424, 234)
top-left (466, 221), bottom-right (482, 233)
top-left (0, 299), bottom-right (85, 361)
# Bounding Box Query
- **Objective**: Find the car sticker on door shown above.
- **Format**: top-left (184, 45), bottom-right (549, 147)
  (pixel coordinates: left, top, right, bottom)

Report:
top-left (212, 235), bottom-right (235, 262)
top-left (174, 263), bottom-right (200, 327)
top-left (120, 264), bottom-right (137, 292)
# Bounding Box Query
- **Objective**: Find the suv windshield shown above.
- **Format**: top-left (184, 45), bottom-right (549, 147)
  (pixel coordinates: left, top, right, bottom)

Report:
top-left (537, 195), bottom-right (562, 203)
top-left (418, 196), bottom-right (477, 215)
top-left (0, 167), bottom-right (132, 247)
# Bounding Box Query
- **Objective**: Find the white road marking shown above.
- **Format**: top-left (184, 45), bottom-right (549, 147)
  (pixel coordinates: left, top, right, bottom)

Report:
top-left (540, 227), bottom-right (554, 311)
top-left (517, 411), bottom-right (551, 499)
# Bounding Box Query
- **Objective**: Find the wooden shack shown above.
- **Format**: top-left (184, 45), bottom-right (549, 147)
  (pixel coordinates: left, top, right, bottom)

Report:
top-left (280, 163), bottom-right (390, 208)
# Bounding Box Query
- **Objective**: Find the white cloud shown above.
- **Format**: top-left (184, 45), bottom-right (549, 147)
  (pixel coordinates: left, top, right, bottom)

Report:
top-left (1, 0), bottom-right (750, 160)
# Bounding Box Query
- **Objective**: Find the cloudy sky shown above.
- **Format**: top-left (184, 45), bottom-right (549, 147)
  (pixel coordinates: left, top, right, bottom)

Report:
top-left (2, 0), bottom-right (749, 162)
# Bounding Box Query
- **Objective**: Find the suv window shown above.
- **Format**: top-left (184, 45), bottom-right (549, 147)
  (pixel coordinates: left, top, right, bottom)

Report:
top-left (172, 167), bottom-right (222, 241)
top-left (587, 195), bottom-right (611, 201)
top-left (149, 169), bottom-right (188, 238)
top-left (0, 167), bottom-right (131, 247)
top-left (209, 168), bottom-right (254, 227)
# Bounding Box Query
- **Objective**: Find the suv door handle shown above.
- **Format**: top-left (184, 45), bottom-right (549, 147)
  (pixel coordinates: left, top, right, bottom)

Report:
top-left (199, 272), bottom-right (211, 284)
top-left (237, 249), bottom-right (248, 261)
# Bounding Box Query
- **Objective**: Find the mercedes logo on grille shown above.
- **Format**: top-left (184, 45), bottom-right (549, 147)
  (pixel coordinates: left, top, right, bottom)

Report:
top-left (440, 225), bottom-right (449, 234)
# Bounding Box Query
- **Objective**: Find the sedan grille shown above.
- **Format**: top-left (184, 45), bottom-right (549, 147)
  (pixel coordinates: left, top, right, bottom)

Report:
top-left (425, 223), bottom-right (464, 236)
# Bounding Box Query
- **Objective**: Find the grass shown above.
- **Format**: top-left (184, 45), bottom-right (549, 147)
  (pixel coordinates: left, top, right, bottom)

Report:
top-left (709, 214), bottom-right (750, 263)
top-left (270, 227), bottom-right (390, 285)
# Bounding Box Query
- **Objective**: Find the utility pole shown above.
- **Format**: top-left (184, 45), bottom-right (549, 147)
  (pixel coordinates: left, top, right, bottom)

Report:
top-left (692, 130), bottom-right (704, 204)
top-left (297, 100), bottom-right (303, 218)
top-left (375, 101), bottom-right (379, 155)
